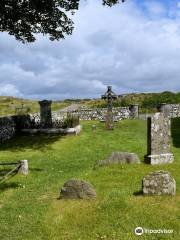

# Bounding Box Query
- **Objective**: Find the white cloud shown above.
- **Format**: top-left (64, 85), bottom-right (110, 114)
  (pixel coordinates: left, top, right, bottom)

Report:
top-left (0, 0), bottom-right (180, 99)
top-left (0, 84), bottom-right (21, 96)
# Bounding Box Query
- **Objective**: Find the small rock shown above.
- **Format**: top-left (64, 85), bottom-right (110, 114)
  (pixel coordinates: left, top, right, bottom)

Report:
top-left (97, 152), bottom-right (140, 166)
top-left (143, 170), bottom-right (176, 196)
top-left (59, 179), bottom-right (97, 199)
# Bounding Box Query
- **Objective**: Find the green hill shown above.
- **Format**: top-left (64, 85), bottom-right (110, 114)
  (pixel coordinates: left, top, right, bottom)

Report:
top-left (0, 96), bottom-right (71, 116)
top-left (0, 91), bottom-right (180, 116)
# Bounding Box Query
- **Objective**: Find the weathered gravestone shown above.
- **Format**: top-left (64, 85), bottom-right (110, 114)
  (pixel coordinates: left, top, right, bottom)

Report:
top-left (146, 112), bottom-right (174, 164)
top-left (97, 152), bottom-right (140, 166)
top-left (143, 170), bottom-right (176, 196)
top-left (59, 179), bottom-right (97, 199)
top-left (38, 100), bottom-right (52, 128)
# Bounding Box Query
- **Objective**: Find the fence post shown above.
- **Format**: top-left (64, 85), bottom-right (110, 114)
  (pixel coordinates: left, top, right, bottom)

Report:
top-left (18, 160), bottom-right (28, 175)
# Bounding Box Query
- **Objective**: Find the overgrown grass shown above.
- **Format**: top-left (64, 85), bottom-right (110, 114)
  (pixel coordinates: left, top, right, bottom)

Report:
top-left (0, 120), bottom-right (179, 240)
top-left (0, 96), bottom-right (71, 116)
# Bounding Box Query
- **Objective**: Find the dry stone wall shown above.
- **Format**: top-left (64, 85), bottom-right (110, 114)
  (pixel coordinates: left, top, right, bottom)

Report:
top-left (0, 116), bottom-right (16, 143)
top-left (67, 107), bottom-right (131, 121)
top-left (159, 104), bottom-right (180, 118)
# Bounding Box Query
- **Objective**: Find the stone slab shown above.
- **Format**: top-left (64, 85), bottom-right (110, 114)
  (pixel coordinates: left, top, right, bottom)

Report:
top-left (146, 153), bottom-right (174, 165)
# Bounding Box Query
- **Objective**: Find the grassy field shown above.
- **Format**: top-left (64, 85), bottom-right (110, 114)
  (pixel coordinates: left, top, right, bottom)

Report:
top-left (0, 120), bottom-right (179, 240)
top-left (0, 96), bottom-right (71, 116)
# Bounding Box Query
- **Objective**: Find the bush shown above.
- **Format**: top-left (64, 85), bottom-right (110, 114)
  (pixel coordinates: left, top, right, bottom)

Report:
top-left (63, 113), bottom-right (79, 128)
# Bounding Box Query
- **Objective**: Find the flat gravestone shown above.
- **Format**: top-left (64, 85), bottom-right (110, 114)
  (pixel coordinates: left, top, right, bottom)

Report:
top-left (59, 179), bottom-right (96, 199)
top-left (143, 170), bottom-right (176, 196)
top-left (97, 152), bottom-right (140, 166)
top-left (146, 112), bottom-right (174, 164)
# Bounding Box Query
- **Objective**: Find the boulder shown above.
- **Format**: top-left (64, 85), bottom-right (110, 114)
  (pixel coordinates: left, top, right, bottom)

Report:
top-left (59, 179), bottom-right (97, 199)
top-left (143, 170), bottom-right (176, 196)
top-left (97, 152), bottom-right (140, 166)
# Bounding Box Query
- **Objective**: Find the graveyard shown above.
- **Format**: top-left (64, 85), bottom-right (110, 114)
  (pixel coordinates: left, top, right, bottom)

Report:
top-left (1, 1), bottom-right (180, 239)
top-left (0, 98), bottom-right (180, 239)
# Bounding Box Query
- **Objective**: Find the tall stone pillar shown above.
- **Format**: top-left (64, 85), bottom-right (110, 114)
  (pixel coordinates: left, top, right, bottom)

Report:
top-left (129, 104), bottom-right (139, 119)
top-left (38, 100), bottom-right (52, 128)
top-left (146, 112), bottom-right (174, 164)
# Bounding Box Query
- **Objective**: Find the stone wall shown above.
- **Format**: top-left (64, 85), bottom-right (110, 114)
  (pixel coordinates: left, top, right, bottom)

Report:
top-left (64, 107), bottom-right (131, 121)
top-left (158, 104), bottom-right (180, 118)
top-left (15, 113), bottom-right (65, 129)
top-left (0, 116), bottom-right (16, 143)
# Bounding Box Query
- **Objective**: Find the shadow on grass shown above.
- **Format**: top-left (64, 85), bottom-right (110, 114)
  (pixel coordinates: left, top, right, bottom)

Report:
top-left (30, 167), bottom-right (44, 172)
top-left (133, 190), bottom-right (143, 196)
top-left (0, 134), bottom-right (62, 152)
top-left (0, 168), bottom-right (12, 176)
top-left (0, 182), bottom-right (19, 191)
top-left (171, 117), bottom-right (180, 148)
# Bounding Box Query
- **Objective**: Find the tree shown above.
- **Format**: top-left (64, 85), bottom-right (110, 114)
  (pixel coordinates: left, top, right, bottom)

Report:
top-left (0, 0), bottom-right (125, 43)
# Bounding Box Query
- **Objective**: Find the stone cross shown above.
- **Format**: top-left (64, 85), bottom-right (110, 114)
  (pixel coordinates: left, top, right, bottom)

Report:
top-left (146, 112), bottom-right (174, 164)
top-left (38, 100), bottom-right (52, 128)
top-left (101, 86), bottom-right (117, 129)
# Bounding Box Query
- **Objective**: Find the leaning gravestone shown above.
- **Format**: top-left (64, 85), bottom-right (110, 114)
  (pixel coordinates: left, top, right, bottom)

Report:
top-left (143, 171), bottom-right (176, 196)
top-left (59, 179), bottom-right (97, 199)
top-left (97, 152), bottom-right (140, 166)
top-left (146, 112), bottom-right (174, 164)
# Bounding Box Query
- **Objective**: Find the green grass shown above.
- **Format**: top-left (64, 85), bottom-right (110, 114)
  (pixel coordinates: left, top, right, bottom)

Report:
top-left (0, 120), bottom-right (179, 240)
top-left (0, 96), bottom-right (71, 116)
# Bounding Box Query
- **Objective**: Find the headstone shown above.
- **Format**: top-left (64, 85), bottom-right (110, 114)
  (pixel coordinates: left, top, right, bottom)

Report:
top-left (143, 170), bottom-right (176, 196)
top-left (101, 86), bottom-right (117, 129)
top-left (18, 160), bottom-right (28, 175)
top-left (129, 104), bottom-right (139, 119)
top-left (59, 179), bottom-right (96, 199)
top-left (97, 152), bottom-right (140, 166)
top-left (38, 100), bottom-right (52, 128)
top-left (146, 112), bottom-right (174, 164)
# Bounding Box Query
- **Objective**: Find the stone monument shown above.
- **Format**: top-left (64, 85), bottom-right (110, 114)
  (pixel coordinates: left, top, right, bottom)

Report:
top-left (146, 112), bottom-right (174, 164)
top-left (101, 86), bottom-right (117, 129)
top-left (38, 100), bottom-right (52, 128)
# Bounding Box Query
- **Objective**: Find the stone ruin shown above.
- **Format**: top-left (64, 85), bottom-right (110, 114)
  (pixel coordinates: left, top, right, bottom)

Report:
top-left (146, 112), bottom-right (174, 164)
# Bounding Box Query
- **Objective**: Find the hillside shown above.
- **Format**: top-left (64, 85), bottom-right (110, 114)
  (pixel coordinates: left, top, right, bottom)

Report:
top-left (82, 91), bottom-right (180, 112)
top-left (0, 96), bottom-right (72, 116)
top-left (0, 92), bottom-right (180, 116)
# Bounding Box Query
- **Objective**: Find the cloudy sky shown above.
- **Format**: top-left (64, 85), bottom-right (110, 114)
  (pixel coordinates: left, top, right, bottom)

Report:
top-left (0, 0), bottom-right (180, 100)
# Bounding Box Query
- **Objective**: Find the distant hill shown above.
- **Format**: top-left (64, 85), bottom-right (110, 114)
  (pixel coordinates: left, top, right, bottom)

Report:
top-left (81, 91), bottom-right (180, 112)
top-left (0, 96), bottom-right (71, 116)
top-left (0, 91), bottom-right (180, 116)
